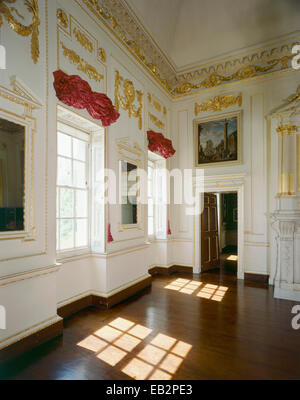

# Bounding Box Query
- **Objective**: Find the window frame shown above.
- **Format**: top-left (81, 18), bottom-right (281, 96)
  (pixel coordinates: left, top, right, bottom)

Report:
top-left (56, 126), bottom-right (91, 258)
top-left (147, 151), bottom-right (167, 241)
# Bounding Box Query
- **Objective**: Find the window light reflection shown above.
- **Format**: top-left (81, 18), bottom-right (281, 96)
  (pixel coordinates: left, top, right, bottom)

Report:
top-left (164, 279), bottom-right (229, 302)
top-left (76, 317), bottom-right (192, 380)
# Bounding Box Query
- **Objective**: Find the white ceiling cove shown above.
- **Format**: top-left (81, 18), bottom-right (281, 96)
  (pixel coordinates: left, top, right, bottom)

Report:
top-left (125, 0), bottom-right (300, 70)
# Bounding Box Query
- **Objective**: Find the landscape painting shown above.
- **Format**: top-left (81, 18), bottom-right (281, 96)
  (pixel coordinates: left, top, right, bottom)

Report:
top-left (195, 113), bottom-right (240, 166)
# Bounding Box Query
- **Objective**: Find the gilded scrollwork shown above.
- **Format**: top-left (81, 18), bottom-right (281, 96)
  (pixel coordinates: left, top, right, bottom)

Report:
top-left (195, 94), bottom-right (242, 115)
top-left (60, 42), bottom-right (103, 82)
top-left (0, 0), bottom-right (40, 64)
top-left (73, 27), bottom-right (94, 53)
top-left (81, 0), bottom-right (297, 97)
top-left (98, 47), bottom-right (106, 62)
top-left (114, 70), bottom-right (143, 130)
top-left (56, 8), bottom-right (69, 29)
top-left (149, 112), bottom-right (165, 130)
top-left (83, 0), bottom-right (171, 93)
top-left (173, 55), bottom-right (294, 95)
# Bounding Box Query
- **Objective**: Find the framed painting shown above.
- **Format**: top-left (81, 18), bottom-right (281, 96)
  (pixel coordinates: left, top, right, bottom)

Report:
top-left (195, 111), bottom-right (241, 167)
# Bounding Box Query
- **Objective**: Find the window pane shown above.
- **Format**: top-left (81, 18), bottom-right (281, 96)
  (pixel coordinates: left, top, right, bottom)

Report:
top-left (60, 219), bottom-right (74, 250)
top-left (60, 188), bottom-right (74, 218)
top-left (56, 222), bottom-right (59, 250)
top-left (76, 190), bottom-right (88, 218)
top-left (148, 199), bottom-right (154, 217)
top-left (56, 190), bottom-right (59, 218)
top-left (148, 179), bottom-right (153, 197)
top-left (76, 219), bottom-right (88, 247)
top-left (58, 133), bottom-right (71, 157)
top-left (73, 138), bottom-right (86, 162)
top-left (57, 157), bottom-right (72, 186)
top-left (148, 217), bottom-right (154, 236)
top-left (73, 160), bottom-right (86, 188)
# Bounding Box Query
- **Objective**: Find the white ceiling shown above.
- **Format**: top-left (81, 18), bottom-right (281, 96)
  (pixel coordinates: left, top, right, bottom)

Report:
top-left (126, 0), bottom-right (300, 70)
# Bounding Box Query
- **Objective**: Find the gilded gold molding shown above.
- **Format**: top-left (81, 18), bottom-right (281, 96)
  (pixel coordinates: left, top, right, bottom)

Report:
top-left (114, 70), bottom-right (143, 130)
top-left (60, 41), bottom-right (103, 82)
top-left (56, 8), bottom-right (69, 29)
top-left (195, 94), bottom-right (242, 115)
top-left (98, 47), bottom-right (106, 62)
top-left (173, 55), bottom-right (293, 95)
top-left (0, 0), bottom-right (40, 64)
top-left (82, 0), bottom-right (171, 93)
top-left (287, 87), bottom-right (300, 103)
top-left (73, 27), bottom-right (94, 53)
top-left (153, 100), bottom-right (161, 113)
top-left (78, 0), bottom-right (298, 98)
top-left (148, 92), bottom-right (167, 117)
top-left (149, 112), bottom-right (165, 130)
top-left (276, 124), bottom-right (298, 136)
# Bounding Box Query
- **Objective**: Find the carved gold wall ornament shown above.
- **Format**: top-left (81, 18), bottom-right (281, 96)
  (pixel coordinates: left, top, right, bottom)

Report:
top-left (114, 70), bottom-right (143, 130)
top-left (287, 87), bottom-right (300, 103)
top-left (73, 27), bottom-right (94, 53)
top-left (195, 94), bottom-right (242, 115)
top-left (0, 0), bottom-right (40, 64)
top-left (56, 8), bottom-right (69, 29)
top-left (163, 107), bottom-right (167, 116)
top-left (276, 124), bottom-right (298, 136)
top-left (149, 112), bottom-right (165, 130)
top-left (153, 100), bottom-right (161, 113)
top-left (60, 42), bottom-right (103, 82)
top-left (98, 47), bottom-right (106, 62)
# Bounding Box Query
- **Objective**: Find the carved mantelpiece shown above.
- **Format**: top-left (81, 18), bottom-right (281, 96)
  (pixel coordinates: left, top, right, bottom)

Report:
top-left (271, 211), bottom-right (300, 301)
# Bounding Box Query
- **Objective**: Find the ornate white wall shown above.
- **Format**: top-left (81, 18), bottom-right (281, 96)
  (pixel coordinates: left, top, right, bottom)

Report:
top-left (0, 0), bottom-right (299, 353)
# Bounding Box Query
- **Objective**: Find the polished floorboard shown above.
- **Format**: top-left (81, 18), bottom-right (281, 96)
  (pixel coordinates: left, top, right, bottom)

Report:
top-left (1, 272), bottom-right (300, 380)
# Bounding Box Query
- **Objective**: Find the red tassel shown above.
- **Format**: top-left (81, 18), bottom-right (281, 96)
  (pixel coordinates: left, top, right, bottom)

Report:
top-left (168, 220), bottom-right (172, 235)
top-left (108, 224), bottom-right (114, 243)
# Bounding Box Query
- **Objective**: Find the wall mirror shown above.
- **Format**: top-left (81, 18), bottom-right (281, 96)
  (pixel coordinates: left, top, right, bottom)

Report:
top-left (0, 118), bottom-right (25, 232)
top-left (121, 160), bottom-right (138, 226)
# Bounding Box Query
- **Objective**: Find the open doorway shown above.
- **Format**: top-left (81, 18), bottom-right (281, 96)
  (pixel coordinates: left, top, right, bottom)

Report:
top-left (201, 192), bottom-right (238, 276)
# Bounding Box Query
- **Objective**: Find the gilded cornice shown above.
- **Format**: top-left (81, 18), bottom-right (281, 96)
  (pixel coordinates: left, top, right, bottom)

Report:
top-left (195, 94), bottom-right (242, 115)
top-left (79, 0), bottom-right (300, 98)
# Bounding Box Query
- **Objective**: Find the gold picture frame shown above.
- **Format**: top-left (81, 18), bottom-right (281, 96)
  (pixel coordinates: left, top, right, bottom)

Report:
top-left (194, 111), bottom-right (242, 168)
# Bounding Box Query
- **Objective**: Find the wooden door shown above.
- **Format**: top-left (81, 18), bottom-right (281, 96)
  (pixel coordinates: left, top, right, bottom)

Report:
top-left (201, 193), bottom-right (220, 272)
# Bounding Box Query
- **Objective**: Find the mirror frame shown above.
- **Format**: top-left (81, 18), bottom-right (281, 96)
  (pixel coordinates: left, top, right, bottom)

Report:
top-left (0, 107), bottom-right (36, 241)
top-left (117, 140), bottom-right (143, 232)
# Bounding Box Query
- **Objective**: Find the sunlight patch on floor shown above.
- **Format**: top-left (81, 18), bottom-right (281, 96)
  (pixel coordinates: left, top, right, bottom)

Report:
top-left (164, 279), bottom-right (229, 302)
top-left (77, 317), bottom-right (192, 380)
top-left (227, 255), bottom-right (238, 261)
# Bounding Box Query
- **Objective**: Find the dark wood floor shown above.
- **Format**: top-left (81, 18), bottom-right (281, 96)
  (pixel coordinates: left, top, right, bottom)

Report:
top-left (1, 272), bottom-right (300, 380)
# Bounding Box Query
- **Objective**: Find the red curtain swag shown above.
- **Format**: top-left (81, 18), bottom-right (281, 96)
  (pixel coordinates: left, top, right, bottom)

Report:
top-left (53, 70), bottom-right (120, 127)
top-left (147, 130), bottom-right (176, 159)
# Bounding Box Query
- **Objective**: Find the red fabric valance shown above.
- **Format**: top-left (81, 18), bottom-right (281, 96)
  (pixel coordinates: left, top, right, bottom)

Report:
top-left (53, 70), bottom-right (120, 127)
top-left (147, 130), bottom-right (176, 159)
